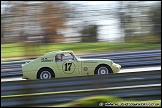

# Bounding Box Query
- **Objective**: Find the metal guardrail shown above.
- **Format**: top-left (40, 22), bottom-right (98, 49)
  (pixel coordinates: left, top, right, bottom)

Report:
top-left (1, 50), bottom-right (161, 77)
top-left (1, 70), bottom-right (161, 107)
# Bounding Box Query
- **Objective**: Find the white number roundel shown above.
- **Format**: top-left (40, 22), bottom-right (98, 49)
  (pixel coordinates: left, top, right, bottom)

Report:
top-left (62, 62), bottom-right (75, 74)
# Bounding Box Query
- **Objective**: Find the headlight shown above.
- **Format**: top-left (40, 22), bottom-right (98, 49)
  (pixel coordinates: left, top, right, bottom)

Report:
top-left (111, 60), bottom-right (113, 65)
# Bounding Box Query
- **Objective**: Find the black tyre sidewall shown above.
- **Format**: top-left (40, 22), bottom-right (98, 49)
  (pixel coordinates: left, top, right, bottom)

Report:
top-left (95, 65), bottom-right (113, 75)
top-left (37, 68), bottom-right (54, 79)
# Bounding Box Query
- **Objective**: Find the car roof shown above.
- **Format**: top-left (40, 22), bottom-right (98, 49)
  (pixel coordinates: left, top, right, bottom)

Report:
top-left (34, 50), bottom-right (74, 60)
top-left (44, 50), bottom-right (73, 56)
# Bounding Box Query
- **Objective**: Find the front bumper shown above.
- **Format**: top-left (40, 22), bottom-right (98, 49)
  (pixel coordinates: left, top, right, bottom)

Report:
top-left (112, 63), bottom-right (121, 73)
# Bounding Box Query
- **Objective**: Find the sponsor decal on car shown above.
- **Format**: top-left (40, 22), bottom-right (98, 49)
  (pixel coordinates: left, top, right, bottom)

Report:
top-left (41, 58), bottom-right (53, 62)
top-left (83, 61), bottom-right (97, 63)
top-left (84, 67), bottom-right (88, 71)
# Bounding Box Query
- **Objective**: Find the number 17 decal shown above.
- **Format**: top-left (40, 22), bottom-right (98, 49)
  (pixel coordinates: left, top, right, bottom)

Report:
top-left (62, 62), bottom-right (75, 74)
top-left (64, 63), bottom-right (72, 71)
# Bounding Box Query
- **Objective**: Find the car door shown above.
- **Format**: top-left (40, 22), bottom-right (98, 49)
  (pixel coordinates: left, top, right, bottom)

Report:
top-left (56, 52), bottom-right (79, 77)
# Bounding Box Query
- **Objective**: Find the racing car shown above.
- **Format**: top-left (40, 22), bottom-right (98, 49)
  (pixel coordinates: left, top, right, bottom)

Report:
top-left (22, 50), bottom-right (121, 80)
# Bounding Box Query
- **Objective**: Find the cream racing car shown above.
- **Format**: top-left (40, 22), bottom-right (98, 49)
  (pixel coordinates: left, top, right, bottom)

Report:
top-left (22, 50), bottom-right (121, 79)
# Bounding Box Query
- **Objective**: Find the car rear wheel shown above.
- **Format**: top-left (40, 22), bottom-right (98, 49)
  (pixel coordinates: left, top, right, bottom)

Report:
top-left (37, 68), bottom-right (54, 79)
top-left (95, 65), bottom-right (113, 75)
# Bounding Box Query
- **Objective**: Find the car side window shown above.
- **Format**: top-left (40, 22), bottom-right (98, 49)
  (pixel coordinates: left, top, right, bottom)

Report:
top-left (63, 53), bottom-right (75, 61)
top-left (55, 53), bottom-right (75, 62)
top-left (55, 54), bottom-right (64, 62)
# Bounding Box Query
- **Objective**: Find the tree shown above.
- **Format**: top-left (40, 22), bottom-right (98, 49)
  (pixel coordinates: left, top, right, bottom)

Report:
top-left (1, 15), bottom-right (4, 39)
top-left (39, 1), bottom-right (70, 43)
top-left (149, 4), bottom-right (161, 41)
top-left (2, 1), bottom-right (71, 43)
top-left (116, 1), bottom-right (161, 43)
top-left (80, 24), bottom-right (98, 42)
top-left (116, 1), bottom-right (135, 42)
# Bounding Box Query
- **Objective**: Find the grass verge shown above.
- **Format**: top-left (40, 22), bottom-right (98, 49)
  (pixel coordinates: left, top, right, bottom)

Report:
top-left (52, 95), bottom-right (161, 107)
top-left (1, 42), bottom-right (161, 59)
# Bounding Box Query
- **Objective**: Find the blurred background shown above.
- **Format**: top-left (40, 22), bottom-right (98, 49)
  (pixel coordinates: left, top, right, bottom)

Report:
top-left (1, 1), bottom-right (161, 60)
top-left (1, 2), bottom-right (161, 107)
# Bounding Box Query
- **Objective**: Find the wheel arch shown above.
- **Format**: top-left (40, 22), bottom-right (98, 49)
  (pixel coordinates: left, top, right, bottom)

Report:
top-left (37, 67), bottom-right (55, 79)
top-left (94, 64), bottom-right (113, 74)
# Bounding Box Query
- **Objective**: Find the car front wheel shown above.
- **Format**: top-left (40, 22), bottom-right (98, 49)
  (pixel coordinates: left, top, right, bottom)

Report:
top-left (95, 65), bottom-right (113, 75)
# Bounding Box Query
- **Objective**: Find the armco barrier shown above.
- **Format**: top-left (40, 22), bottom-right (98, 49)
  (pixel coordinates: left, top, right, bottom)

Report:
top-left (1, 50), bottom-right (161, 77)
top-left (1, 70), bottom-right (161, 107)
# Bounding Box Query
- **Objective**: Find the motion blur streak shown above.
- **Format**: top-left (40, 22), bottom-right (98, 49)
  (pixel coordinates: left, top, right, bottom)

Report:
top-left (1, 1), bottom-right (161, 59)
top-left (1, 66), bottom-right (161, 82)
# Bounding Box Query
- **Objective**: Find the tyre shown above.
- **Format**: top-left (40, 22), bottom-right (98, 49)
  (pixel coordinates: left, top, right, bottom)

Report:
top-left (95, 65), bottom-right (113, 75)
top-left (37, 68), bottom-right (54, 79)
